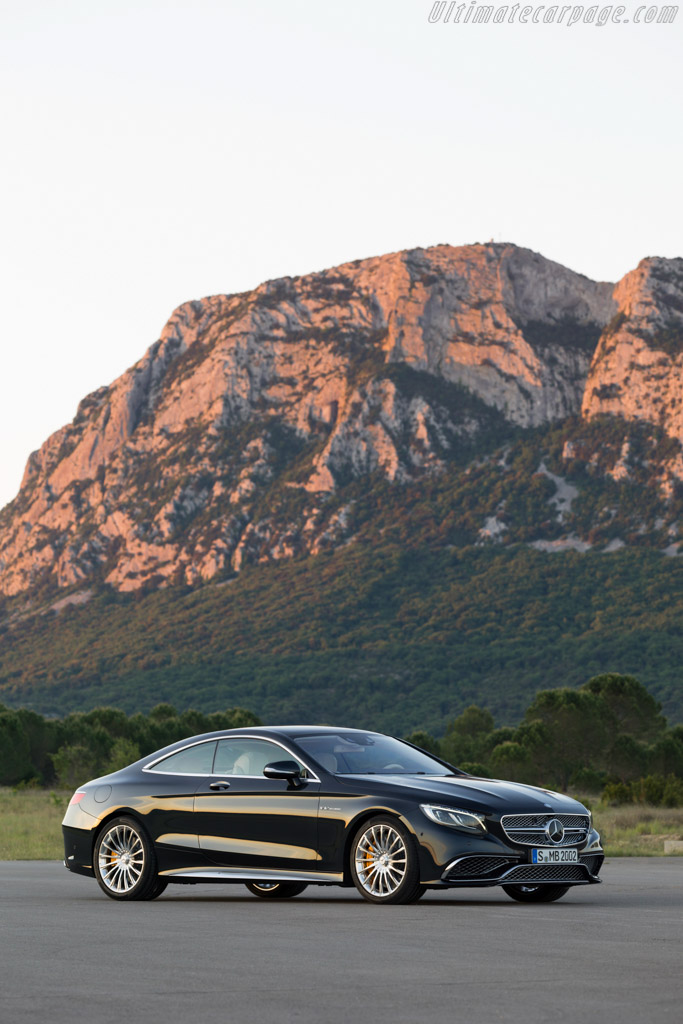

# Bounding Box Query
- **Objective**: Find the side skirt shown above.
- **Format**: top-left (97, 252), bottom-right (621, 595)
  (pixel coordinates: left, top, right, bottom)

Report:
top-left (160, 866), bottom-right (344, 884)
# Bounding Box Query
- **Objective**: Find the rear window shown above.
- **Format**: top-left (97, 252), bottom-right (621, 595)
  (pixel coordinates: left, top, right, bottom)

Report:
top-left (148, 741), bottom-right (217, 775)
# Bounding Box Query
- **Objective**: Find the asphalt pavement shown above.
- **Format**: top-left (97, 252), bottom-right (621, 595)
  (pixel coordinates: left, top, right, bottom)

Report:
top-left (1, 859), bottom-right (682, 1024)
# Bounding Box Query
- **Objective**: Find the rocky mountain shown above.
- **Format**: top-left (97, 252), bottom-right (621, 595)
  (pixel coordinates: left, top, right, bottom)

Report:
top-left (583, 257), bottom-right (683, 486)
top-left (1, 243), bottom-right (682, 600)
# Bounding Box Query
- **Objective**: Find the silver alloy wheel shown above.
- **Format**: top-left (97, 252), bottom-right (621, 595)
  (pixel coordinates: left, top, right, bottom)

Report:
top-left (354, 822), bottom-right (408, 898)
top-left (98, 823), bottom-right (145, 894)
top-left (252, 882), bottom-right (280, 892)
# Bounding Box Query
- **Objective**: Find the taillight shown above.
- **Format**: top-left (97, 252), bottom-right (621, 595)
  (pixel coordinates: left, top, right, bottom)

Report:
top-left (69, 791), bottom-right (86, 806)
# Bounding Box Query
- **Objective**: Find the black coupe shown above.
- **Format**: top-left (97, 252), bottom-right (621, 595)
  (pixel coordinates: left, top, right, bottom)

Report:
top-left (62, 726), bottom-right (604, 904)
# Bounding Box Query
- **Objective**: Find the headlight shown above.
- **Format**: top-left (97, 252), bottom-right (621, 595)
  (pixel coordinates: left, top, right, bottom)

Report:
top-left (420, 804), bottom-right (487, 832)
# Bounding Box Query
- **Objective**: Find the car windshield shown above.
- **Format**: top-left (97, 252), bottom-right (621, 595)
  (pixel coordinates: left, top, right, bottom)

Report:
top-left (295, 732), bottom-right (452, 776)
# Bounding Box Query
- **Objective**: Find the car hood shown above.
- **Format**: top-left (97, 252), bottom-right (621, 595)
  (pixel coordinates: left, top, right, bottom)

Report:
top-left (337, 774), bottom-right (586, 816)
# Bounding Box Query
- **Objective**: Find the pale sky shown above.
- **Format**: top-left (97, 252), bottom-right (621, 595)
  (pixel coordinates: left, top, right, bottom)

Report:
top-left (1, 0), bottom-right (681, 510)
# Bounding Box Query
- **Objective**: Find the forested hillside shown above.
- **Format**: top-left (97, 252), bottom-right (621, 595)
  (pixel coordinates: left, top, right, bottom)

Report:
top-left (1, 540), bottom-right (681, 730)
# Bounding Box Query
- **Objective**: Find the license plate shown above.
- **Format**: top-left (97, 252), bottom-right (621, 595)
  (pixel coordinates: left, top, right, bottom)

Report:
top-left (532, 848), bottom-right (579, 864)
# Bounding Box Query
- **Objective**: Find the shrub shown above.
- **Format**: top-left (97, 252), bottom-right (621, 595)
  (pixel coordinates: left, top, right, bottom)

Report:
top-left (602, 780), bottom-right (634, 805)
top-left (638, 774), bottom-right (666, 805)
top-left (662, 775), bottom-right (683, 808)
top-left (602, 774), bottom-right (683, 808)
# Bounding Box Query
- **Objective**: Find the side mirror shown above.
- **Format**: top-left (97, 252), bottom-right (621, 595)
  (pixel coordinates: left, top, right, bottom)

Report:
top-left (263, 760), bottom-right (303, 787)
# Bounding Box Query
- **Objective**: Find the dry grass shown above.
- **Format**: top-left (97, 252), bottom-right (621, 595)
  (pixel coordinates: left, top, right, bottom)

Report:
top-left (591, 802), bottom-right (683, 856)
top-left (0, 788), bottom-right (71, 860)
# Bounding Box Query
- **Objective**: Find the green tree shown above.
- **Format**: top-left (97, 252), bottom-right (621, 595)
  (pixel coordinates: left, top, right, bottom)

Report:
top-left (523, 688), bottom-right (607, 789)
top-left (404, 730), bottom-right (441, 756)
top-left (582, 673), bottom-right (666, 742)
top-left (51, 744), bottom-right (99, 789)
top-left (489, 741), bottom-right (534, 784)
top-left (606, 733), bottom-right (648, 781)
top-left (441, 706), bottom-right (495, 764)
top-left (105, 738), bottom-right (141, 773)
top-left (15, 709), bottom-right (60, 783)
top-left (0, 709), bottom-right (33, 785)
top-left (648, 731), bottom-right (683, 778)
top-left (148, 703), bottom-right (178, 722)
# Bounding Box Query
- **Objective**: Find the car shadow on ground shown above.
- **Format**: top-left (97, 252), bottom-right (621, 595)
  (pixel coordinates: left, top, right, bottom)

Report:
top-left (153, 891), bottom-right (596, 908)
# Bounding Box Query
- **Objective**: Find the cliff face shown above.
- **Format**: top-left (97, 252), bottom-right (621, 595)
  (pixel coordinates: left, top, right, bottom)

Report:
top-left (1, 242), bottom-right (681, 597)
top-left (582, 257), bottom-right (683, 479)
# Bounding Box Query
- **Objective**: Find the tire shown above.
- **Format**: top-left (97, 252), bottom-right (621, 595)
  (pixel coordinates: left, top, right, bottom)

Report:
top-left (245, 881), bottom-right (308, 899)
top-left (502, 884), bottom-right (570, 904)
top-left (350, 816), bottom-right (422, 905)
top-left (94, 816), bottom-right (163, 901)
top-left (139, 875), bottom-right (169, 901)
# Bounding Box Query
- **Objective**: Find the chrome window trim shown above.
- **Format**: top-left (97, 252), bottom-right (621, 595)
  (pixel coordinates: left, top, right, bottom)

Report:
top-left (143, 735), bottom-right (321, 783)
top-left (142, 739), bottom-right (218, 777)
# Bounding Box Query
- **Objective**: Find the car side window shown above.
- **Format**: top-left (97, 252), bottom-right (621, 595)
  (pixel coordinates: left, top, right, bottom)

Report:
top-left (213, 738), bottom-right (303, 777)
top-left (148, 741), bottom-right (217, 775)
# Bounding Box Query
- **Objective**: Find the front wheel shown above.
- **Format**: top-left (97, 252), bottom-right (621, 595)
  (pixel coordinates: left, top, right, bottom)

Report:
top-left (139, 875), bottom-right (169, 901)
top-left (245, 881), bottom-right (308, 899)
top-left (94, 816), bottom-right (164, 901)
top-left (350, 816), bottom-right (422, 904)
top-left (502, 884), bottom-right (570, 903)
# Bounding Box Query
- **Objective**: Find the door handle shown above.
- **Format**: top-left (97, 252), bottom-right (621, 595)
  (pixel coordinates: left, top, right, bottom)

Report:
top-left (209, 780), bottom-right (231, 790)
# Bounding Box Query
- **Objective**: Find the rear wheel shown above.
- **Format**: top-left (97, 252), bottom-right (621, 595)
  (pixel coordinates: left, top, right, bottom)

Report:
top-left (503, 884), bottom-right (570, 903)
top-left (94, 816), bottom-right (164, 901)
top-left (350, 816), bottom-right (422, 904)
top-left (245, 881), bottom-right (308, 899)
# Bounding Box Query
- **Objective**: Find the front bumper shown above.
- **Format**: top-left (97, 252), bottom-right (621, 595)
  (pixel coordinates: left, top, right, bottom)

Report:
top-left (411, 810), bottom-right (604, 887)
top-left (440, 850), bottom-right (604, 887)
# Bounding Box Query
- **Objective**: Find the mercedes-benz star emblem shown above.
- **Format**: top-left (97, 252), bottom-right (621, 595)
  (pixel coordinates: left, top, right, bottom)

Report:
top-left (545, 818), bottom-right (565, 844)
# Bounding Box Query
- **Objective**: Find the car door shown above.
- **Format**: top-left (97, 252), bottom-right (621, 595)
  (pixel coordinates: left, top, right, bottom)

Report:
top-left (142, 739), bottom-right (218, 854)
top-left (193, 737), bottom-right (320, 871)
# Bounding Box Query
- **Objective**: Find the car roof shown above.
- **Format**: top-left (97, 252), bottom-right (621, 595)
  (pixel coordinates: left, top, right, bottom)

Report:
top-left (180, 725), bottom-right (380, 739)
top-left (258, 726), bottom-right (380, 736)
top-left (130, 725), bottom-right (383, 767)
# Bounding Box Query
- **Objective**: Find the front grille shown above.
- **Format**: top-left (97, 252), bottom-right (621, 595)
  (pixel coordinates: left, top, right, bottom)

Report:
top-left (501, 813), bottom-right (589, 830)
top-left (500, 813), bottom-right (590, 848)
top-left (444, 857), bottom-right (512, 881)
top-left (502, 864), bottom-right (588, 883)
